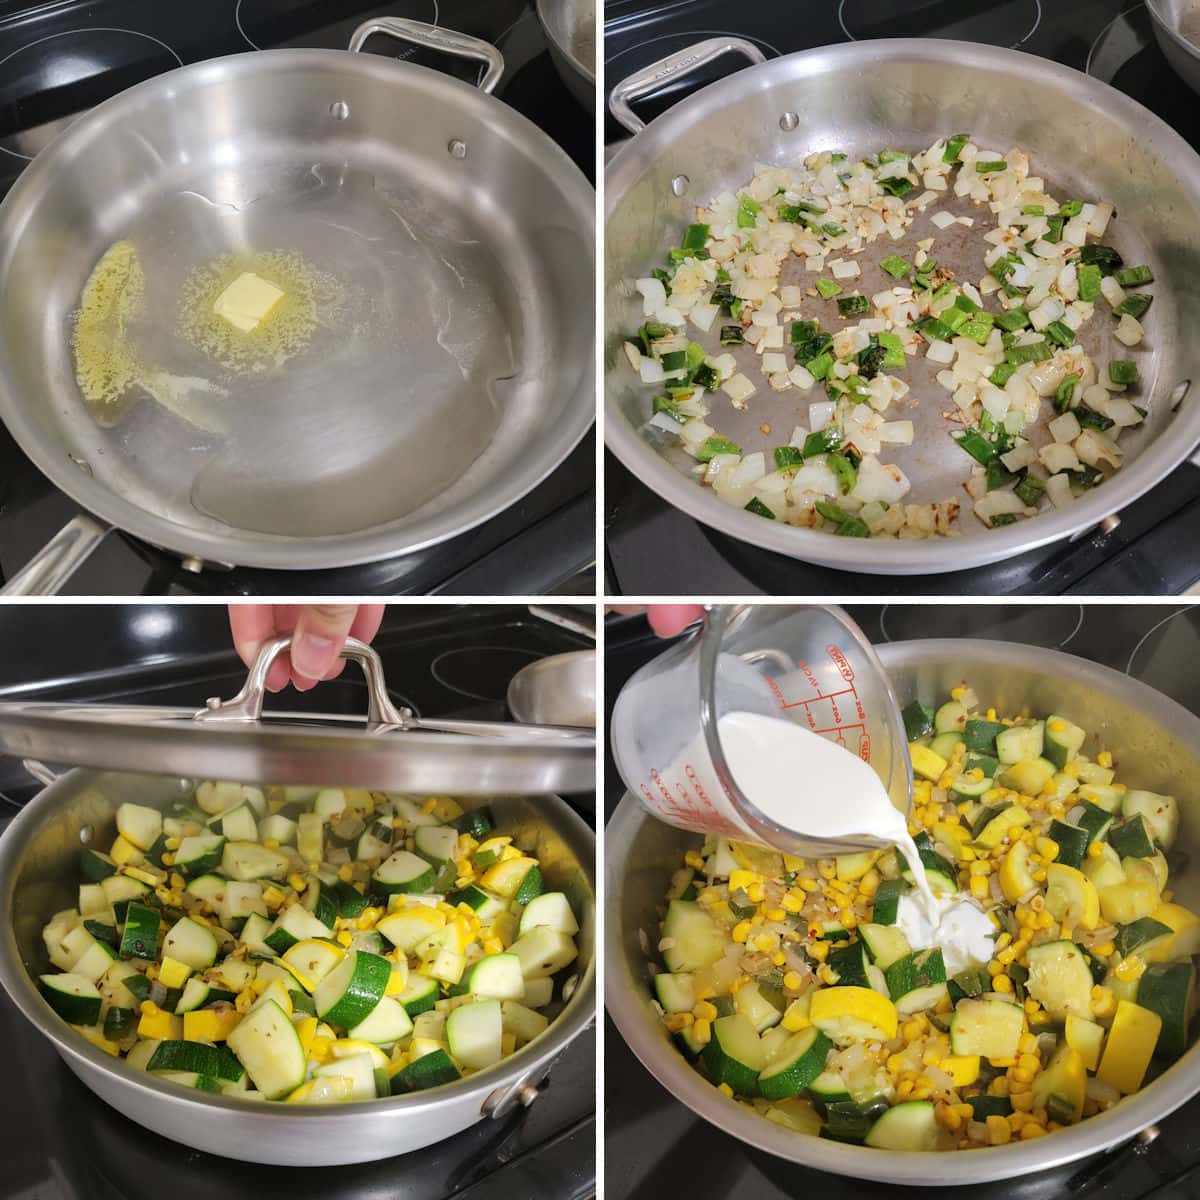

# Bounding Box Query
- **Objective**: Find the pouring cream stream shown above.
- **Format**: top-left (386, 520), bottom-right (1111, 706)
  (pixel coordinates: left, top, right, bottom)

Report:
top-left (719, 710), bottom-right (994, 974)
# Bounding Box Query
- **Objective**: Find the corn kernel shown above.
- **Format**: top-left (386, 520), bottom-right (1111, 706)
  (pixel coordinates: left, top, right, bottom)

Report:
top-left (818, 964), bottom-right (839, 986)
top-left (753, 933), bottom-right (775, 953)
top-left (970, 876), bottom-right (990, 900)
top-left (1021, 1123), bottom-right (1046, 1139)
top-left (993, 974), bottom-right (1013, 993)
top-left (937, 1103), bottom-right (962, 1131)
top-left (1098, 751), bottom-right (1113, 768)
top-left (783, 971), bottom-right (804, 991)
top-left (766, 907), bottom-right (787, 923)
top-left (731, 921), bottom-right (751, 944)
top-left (717, 1082), bottom-right (733, 1098)
top-left (809, 940), bottom-right (829, 961)
top-left (817, 860), bottom-right (836, 880)
top-left (986, 1115), bottom-right (1011, 1145)
top-left (684, 851), bottom-right (705, 871)
top-left (747, 883), bottom-right (766, 903)
top-left (693, 1001), bottom-right (718, 1021)
top-left (693, 1018), bottom-right (712, 1045)
top-left (772, 952), bottom-right (787, 967)
top-left (896, 1079), bottom-right (915, 1099)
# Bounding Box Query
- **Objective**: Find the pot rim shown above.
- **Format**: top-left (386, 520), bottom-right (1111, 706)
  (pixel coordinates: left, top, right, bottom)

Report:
top-left (0, 768), bottom-right (596, 1123)
top-left (605, 638), bottom-right (1200, 1183)
top-left (0, 47), bottom-right (595, 571)
top-left (603, 37), bottom-right (1200, 574)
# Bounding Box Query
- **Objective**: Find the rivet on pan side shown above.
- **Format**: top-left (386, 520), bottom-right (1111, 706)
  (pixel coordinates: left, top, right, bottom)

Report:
top-left (780, 111), bottom-right (799, 131)
top-left (179, 557), bottom-right (205, 574)
top-left (78, 826), bottom-right (92, 845)
top-left (448, 139), bottom-right (468, 159)
top-left (329, 101), bottom-right (350, 121)
top-left (671, 175), bottom-right (689, 196)
top-left (1100, 514), bottom-right (1122, 534)
top-left (1170, 379), bottom-right (1191, 409)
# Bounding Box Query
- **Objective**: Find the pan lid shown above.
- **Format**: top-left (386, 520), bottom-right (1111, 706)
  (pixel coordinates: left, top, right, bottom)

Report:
top-left (0, 636), bottom-right (594, 795)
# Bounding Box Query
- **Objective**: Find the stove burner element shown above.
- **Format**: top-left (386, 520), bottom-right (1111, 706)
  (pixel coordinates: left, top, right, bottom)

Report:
top-left (878, 602), bottom-right (1084, 649)
top-left (234, 0), bottom-right (439, 51)
top-left (1087, 2), bottom-right (1153, 82)
top-left (0, 27), bottom-right (183, 160)
top-left (430, 646), bottom-right (541, 702)
top-left (838, 0), bottom-right (1041, 49)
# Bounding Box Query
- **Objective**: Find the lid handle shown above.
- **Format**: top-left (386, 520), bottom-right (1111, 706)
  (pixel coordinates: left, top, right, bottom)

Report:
top-left (196, 636), bottom-right (409, 728)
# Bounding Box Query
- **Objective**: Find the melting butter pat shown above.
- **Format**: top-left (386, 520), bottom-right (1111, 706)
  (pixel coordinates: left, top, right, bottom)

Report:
top-left (212, 271), bottom-right (284, 332)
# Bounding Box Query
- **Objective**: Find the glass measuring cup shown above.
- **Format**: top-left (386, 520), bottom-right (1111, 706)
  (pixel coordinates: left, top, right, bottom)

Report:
top-left (610, 604), bottom-right (913, 859)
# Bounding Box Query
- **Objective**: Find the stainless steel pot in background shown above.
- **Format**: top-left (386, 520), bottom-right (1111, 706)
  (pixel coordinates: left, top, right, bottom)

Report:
top-left (537, 0), bottom-right (595, 112)
top-left (1149, 0), bottom-right (1200, 92)
top-left (0, 17), bottom-right (595, 592)
top-left (605, 38), bottom-right (1200, 575)
top-left (606, 638), bottom-right (1200, 1183)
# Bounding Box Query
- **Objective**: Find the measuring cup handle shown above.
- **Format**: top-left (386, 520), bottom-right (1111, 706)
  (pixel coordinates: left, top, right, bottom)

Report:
top-left (608, 37), bottom-right (767, 134)
top-left (196, 635), bottom-right (410, 728)
top-left (348, 17), bottom-right (505, 94)
top-left (1, 514), bottom-right (112, 596)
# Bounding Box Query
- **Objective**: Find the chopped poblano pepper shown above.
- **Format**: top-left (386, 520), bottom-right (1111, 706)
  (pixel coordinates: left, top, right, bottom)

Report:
top-left (1022, 204), bottom-right (1045, 216)
top-left (1005, 339), bottom-right (1052, 365)
top-left (692, 364), bottom-right (719, 390)
top-left (1077, 264), bottom-right (1102, 302)
top-left (744, 497), bottom-right (775, 519)
top-left (1044, 216), bottom-right (1065, 244)
top-left (995, 307), bottom-right (1030, 332)
top-left (1055, 374), bottom-right (1080, 412)
top-left (857, 342), bottom-right (887, 378)
top-left (1045, 320), bottom-right (1075, 347)
top-left (1109, 360), bottom-right (1140, 385)
top-left (1076, 405), bottom-right (1116, 431)
top-left (827, 452), bottom-right (857, 495)
top-left (878, 149), bottom-right (909, 164)
top-left (1014, 474), bottom-right (1046, 506)
top-left (836, 516), bottom-right (871, 537)
top-left (652, 395), bottom-right (685, 423)
top-left (719, 325), bottom-right (745, 346)
top-left (791, 320), bottom-right (819, 344)
top-left (1114, 293), bottom-right (1153, 319)
top-left (682, 223), bottom-right (710, 250)
top-left (837, 294), bottom-right (869, 316)
top-left (880, 255), bottom-right (911, 279)
top-left (1114, 265), bottom-right (1153, 287)
top-left (803, 428), bottom-right (843, 457)
top-left (954, 429), bottom-right (998, 464)
top-left (975, 160), bottom-right (1007, 173)
top-left (1059, 199), bottom-right (1084, 217)
top-left (943, 134), bottom-right (969, 163)
top-left (990, 363), bottom-right (1017, 387)
top-left (1080, 243), bottom-right (1124, 274)
top-left (990, 513), bottom-right (1020, 526)
top-left (806, 351), bottom-right (834, 381)
top-left (736, 194), bottom-right (760, 228)
top-left (774, 446), bottom-right (804, 469)
top-left (913, 315), bottom-right (953, 342)
top-left (986, 459), bottom-right (1016, 490)
top-left (815, 278), bottom-right (843, 299)
top-left (878, 176), bottom-right (915, 198)
top-left (877, 331), bottom-right (906, 368)
top-left (697, 436), bottom-right (741, 462)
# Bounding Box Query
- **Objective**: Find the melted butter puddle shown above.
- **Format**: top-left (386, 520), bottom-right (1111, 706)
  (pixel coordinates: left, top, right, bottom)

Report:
top-left (71, 240), bottom-right (229, 431)
top-left (71, 240), bottom-right (145, 415)
top-left (177, 249), bottom-right (344, 374)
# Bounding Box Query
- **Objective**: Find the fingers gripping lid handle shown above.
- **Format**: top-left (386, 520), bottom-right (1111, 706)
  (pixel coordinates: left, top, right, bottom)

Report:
top-left (196, 635), bottom-right (410, 728)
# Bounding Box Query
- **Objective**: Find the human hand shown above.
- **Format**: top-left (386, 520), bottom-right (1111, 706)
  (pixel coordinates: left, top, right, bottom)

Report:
top-left (228, 604), bottom-right (386, 692)
top-left (607, 605), bottom-right (705, 638)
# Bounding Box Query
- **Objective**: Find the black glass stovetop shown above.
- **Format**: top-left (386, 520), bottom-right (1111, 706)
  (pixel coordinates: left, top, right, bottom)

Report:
top-left (603, 0), bottom-right (1200, 597)
top-left (0, 0), bottom-right (595, 597)
top-left (0, 602), bottom-right (596, 1200)
top-left (604, 602), bottom-right (1200, 1200)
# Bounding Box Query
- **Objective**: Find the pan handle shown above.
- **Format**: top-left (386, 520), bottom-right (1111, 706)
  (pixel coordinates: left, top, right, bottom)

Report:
top-left (609, 37), bottom-right (767, 134)
top-left (348, 17), bottom-right (505, 94)
top-left (2, 514), bottom-right (112, 596)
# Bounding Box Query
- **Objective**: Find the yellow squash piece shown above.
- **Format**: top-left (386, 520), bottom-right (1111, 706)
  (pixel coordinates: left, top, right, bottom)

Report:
top-left (1098, 881), bottom-right (1159, 926)
top-left (1032, 1045), bottom-right (1086, 1123)
top-left (834, 853), bottom-right (874, 882)
top-left (1143, 903), bottom-right (1200, 963)
top-left (74, 1024), bottom-right (120, 1056)
top-left (137, 1005), bottom-right (181, 1041)
top-left (157, 956), bottom-right (192, 990)
top-left (182, 1006), bottom-right (241, 1042)
top-left (1044, 863), bottom-right (1100, 930)
top-left (908, 743), bottom-right (948, 782)
top-left (941, 1054), bottom-right (980, 1087)
top-left (1097, 1000), bottom-right (1161, 1094)
top-left (480, 856), bottom-right (539, 899)
top-left (809, 986), bottom-right (898, 1043)
top-left (294, 1016), bottom-right (319, 1057)
top-left (999, 841), bottom-right (1037, 904)
top-left (1064, 1014), bottom-right (1105, 1071)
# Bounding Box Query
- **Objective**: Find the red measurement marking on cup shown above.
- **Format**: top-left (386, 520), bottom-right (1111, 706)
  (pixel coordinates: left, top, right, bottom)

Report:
top-left (640, 766), bottom-right (742, 838)
top-left (768, 642), bottom-right (872, 764)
